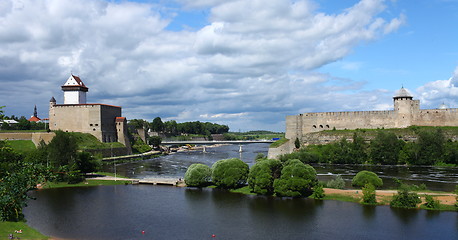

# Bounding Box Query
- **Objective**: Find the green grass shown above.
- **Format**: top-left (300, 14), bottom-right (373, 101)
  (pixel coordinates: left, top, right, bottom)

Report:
top-left (0, 221), bottom-right (48, 240)
top-left (420, 204), bottom-right (457, 211)
top-left (321, 194), bottom-right (360, 203)
top-left (93, 172), bottom-right (128, 178)
top-left (67, 132), bottom-right (125, 150)
top-left (230, 186), bottom-right (257, 195)
top-left (42, 179), bottom-right (131, 189)
top-left (270, 138), bottom-right (289, 148)
top-left (7, 140), bottom-right (36, 154)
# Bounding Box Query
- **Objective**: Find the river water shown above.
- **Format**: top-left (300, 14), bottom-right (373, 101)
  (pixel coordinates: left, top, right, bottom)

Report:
top-left (23, 143), bottom-right (458, 239)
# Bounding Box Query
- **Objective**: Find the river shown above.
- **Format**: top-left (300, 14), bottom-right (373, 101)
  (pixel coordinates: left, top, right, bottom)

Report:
top-left (23, 143), bottom-right (458, 239)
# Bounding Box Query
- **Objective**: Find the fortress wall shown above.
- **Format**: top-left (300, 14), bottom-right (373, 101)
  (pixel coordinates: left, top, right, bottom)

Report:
top-left (267, 140), bottom-right (293, 159)
top-left (298, 110), bottom-right (396, 136)
top-left (100, 105), bottom-right (121, 142)
top-left (414, 108), bottom-right (458, 127)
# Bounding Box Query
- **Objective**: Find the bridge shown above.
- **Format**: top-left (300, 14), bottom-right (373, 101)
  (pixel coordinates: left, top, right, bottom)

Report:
top-left (161, 140), bottom-right (275, 145)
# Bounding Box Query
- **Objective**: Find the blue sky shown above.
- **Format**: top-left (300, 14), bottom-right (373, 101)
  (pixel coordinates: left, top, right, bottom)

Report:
top-left (1, 0), bottom-right (458, 131)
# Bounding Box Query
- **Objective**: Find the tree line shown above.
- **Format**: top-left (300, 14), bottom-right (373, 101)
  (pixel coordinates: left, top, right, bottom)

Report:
top-left (129, 117), bottom-right (229, 136)
top-left (281, 128), bottom-right (458, 166)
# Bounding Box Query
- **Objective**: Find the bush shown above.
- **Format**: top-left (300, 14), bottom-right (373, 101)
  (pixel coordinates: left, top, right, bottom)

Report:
top-left (326, 175), bottom-right (345, 189)
top-left (423, 195), bottom-right (440, 210)
top-left (390, 186), bottom-right (421, 208)
top-left (211, 158), bottom-right (249, 189)
top-left (184, 164), bottom-right (212, 187)
top-left (311, 183), bottom-right (325, 199)
top-left (362, 183), bottom-right (377, 205)
top-left (352, 170), bottom-right (383, 188)
top-left (248, 159), bottom-right (282, 195)
top-left (273, 159), bottom-right (317, 197)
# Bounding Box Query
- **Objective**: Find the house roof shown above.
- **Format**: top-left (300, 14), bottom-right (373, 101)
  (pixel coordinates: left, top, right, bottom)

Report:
top-left (116, 117), bottom-right (126, 122)
top-left (62, 75), bottom-right (89, 91)
top-left (28, 116), bottom-right (41, 122)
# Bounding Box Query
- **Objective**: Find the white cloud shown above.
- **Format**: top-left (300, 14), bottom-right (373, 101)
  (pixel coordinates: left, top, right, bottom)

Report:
top-left (0, 0), bottom-right (404, 131)
top-left (417, 66), bottom-right (458, 108)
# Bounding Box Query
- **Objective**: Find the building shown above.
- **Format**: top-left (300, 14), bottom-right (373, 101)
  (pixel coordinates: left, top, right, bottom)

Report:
top-left (49, 75), bottom-right (131, 149)
top-left (269, 87), bottom-right (458, 158)
top-left (28, 105), bottom-right (41, 122)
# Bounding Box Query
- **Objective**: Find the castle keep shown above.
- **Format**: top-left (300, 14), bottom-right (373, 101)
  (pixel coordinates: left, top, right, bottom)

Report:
top-left (269, 87), bottom-right (458, 158)
top-left (49, 75), bottom-right (131, 149)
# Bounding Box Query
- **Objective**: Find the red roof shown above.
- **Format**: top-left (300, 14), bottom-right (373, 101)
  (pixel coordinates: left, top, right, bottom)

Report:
top-left (71, 75), bottom-right (87, 88)
top-left (28, 116), bottom-right (41, 122)
top-left (115, 117), bottom-right (126, 122)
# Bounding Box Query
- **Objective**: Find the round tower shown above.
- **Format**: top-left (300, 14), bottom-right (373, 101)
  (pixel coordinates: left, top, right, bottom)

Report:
top-left (393, 87), bottom-right (418, 128)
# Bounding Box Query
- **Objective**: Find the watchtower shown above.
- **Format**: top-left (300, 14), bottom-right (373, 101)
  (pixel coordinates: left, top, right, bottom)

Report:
top-left (62, 75), bottom-right (88, 104)
top-left (393, 87), bottom-right (419, 127)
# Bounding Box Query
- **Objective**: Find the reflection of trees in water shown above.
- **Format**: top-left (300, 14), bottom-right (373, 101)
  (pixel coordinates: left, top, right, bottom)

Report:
top-left (390, 207), bottom-right (419, 225)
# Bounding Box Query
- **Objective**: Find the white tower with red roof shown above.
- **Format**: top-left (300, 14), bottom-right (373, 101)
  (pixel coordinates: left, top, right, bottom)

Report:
top-left (62, 75), bottom-right (88, 104)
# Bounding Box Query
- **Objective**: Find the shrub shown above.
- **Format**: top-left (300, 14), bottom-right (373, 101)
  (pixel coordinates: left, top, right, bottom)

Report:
top-left (184, 164), bottom-right (212, 187)
top-left (326, 175), bottom-right (345, 189)
top-left (273, 159), bottom-right (317, 197)
top-left (248, 159), bottom-right (282, 195)
top-left (423, 195), bottom-right (440, 210)
top-left (211, 158), bottom-right (249, 189)
top-left (352, 170), bottom-right (383, 188)
top-left (311, 183), bottom-right (325, 199)
top-left (390, 186), bottom-right (421, 208)
top-left (362, 183), bottom-right (377, 205)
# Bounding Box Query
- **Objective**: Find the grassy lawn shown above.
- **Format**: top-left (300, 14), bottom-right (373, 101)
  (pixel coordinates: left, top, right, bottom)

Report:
top-left (6, 140), bottom-right (36, 154)
top-left (230, 186), bottom-right (257, 195)
top-left (66, 132), bottom-right (125, 150)
top-left (270, 138), bottom-right (289, 148)
top-left (42, 179), bottom-right (132, 189)
top-left (0, 221), bottom-right (48, 240)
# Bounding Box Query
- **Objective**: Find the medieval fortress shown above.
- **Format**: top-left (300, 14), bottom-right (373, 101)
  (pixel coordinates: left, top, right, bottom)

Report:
top-left (49, 75), bottom-right (131, 149)
top-left (269, 87), bottom-right (458, 158)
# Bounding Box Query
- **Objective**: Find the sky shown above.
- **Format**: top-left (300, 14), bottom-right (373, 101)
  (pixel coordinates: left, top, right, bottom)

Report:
top-left (1, 0), bottom-right (458, 132)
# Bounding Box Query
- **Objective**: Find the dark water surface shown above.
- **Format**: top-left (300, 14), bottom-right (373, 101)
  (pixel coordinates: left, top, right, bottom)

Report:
top-left (24, 143), bottom-right (458, 239)
top-left (24, 185), bottom-right (457, 240)
top-left (107, 143), bottom-right (458, 191)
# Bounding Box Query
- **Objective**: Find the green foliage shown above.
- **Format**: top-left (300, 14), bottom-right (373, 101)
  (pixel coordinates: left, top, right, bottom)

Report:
top-left (75, 152), bottom-right (101, 174)
top-left (184, 164), bottom-right (212, 187)
top-left (248, 159), bottom-right (282, 195)
top-left (47, 131), bottom-right (78, 168)
top-left (390, 186), bottom-right (422, 208)
top-left (352, 170), bottom-right (383, 188)
top-left (362, 183), bottom-right (377, 205)
top-left (211, 158), bottom-right (249, 189)
top-left (255, 153), bottom-right (266, 162)
top-left (270, 138), bottom-right (289, 148)
top-left (416, 129), bottom-right (445, 165)
top-left (279, 148), bottom-right (319, 164)
top-left (273, 159), bottom-right (317, 197)
top-left (311, 183), bottom-right (325, 199)
top-left (326, 175), bottom-right (345, 189)
top-left (150, 117), bottom-right (164, 132)
top-left (370, 131), bottom-right (404, 164)
top-left (148, 136), bottom-right (162, 148)
top-left (131, 138), bottom-right (152, 154)
top-left (294, 138), bottom-right (301, 149)
top-left (423, 195), bottom-right (440, 209)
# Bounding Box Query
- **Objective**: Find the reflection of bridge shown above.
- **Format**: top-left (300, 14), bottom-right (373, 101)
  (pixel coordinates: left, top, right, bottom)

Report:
top-left (162, 140), bottom-right (274, 145)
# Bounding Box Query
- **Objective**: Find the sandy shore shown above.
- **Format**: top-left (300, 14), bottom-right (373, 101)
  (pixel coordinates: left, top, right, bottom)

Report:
top-left (324, 188), bottom-right (457, 205)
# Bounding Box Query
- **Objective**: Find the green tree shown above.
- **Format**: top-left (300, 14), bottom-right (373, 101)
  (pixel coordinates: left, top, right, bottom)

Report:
top-left (148, 136), bottom-right (162, 148)
top-left (211, 158), bottom-right (249, 189)
top-left (248, 159), bottom-right (282, 195)
top-left (47, 131), bottom-right (78, 169)
top-left (184, 164), bottom-right (212, 187)
top-left (326, 175), bottom-right (345, 189)
top-left (352, 170), bottom-right (383, 188)
top-left (350, 133), bottom-right (368, 164)
top-left (311, 183), bottom-right (325, 199)
top-left (0, 105), bottom-right (4, 120)
top-left (273, 159), bottom-right (317, 197)
top-left (150, 117), bottom-right (164, 132)
top-left (423, 194), bottom-right (440, 210)
top-left (75, 152), bottom-right (100, 174)
top-left (416, 129), bottom-right (445, 165)
top-left (362, 183), bottom-right (377, 205)
top-left (294, 138), bottom-right (301, 149)
top-left (390, 186), bottom-right (421, 208)
top-left (370, 131), bottom-right (403, 165)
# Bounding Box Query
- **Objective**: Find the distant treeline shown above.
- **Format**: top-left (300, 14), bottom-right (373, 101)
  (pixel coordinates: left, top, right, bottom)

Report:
top-left (129, 117), bottom-right (229, 136)
top-left (1, 115), bottom-right (47, 131)
top-left (281, 128), bottom-right (458, 166)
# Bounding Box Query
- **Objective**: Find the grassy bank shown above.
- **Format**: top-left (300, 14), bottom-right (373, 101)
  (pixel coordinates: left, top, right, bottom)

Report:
top-left (7, 140), bottom-right (36, 153)
top-left (0, 222), bottom-right (48, 240)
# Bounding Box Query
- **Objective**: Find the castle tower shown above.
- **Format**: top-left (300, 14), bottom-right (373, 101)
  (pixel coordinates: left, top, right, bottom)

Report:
top-left (62, 75), bottom-right (88, 104)
top-left (393, 87), bottom-right (419, 128)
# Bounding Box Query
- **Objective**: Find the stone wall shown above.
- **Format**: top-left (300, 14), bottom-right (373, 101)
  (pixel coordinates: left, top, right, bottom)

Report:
top-left (0, 132), bottom-right (56, 146)
top-left (267, 140), bottom-right (293, 159)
